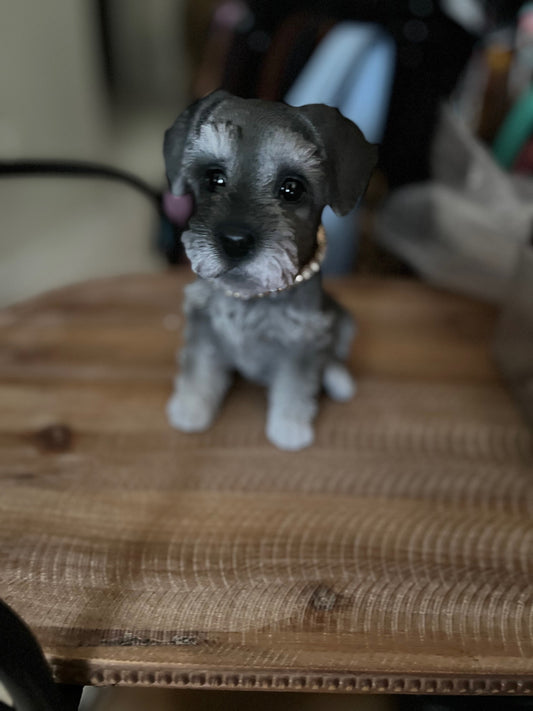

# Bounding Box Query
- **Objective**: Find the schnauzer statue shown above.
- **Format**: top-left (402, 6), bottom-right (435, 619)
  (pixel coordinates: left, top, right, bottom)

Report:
top-left (163, 90), bottom-right (376, 451)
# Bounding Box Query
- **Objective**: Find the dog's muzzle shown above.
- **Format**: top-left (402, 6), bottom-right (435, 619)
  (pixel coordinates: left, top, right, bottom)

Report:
top-left (215, 223), bottom-right (255, 261)
top-left (222, 224), bottom-right (327, 300)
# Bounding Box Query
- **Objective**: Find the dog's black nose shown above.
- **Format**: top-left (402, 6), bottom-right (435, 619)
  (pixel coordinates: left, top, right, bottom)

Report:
top-left (216, 225), bottom-right (255, 260)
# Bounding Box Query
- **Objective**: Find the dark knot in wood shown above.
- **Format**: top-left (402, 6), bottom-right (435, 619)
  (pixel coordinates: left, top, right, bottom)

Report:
top-left (34, 424), bottom-right (73, 452)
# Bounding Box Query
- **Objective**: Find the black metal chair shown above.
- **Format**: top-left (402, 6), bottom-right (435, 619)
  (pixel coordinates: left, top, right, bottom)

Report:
top-left (0, 600), bottom-right (81, 711)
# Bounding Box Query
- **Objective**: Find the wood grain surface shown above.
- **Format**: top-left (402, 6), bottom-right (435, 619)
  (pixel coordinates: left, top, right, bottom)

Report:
top-left (1, 271), bottom-right (532, 695)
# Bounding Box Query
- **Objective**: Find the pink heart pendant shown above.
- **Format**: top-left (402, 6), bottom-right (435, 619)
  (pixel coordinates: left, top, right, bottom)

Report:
top-left (162, 192), bottom-right (194, 227)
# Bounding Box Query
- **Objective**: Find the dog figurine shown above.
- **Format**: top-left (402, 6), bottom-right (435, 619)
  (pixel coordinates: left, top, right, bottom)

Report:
top-left (163, 90), bottom-right (376, 450)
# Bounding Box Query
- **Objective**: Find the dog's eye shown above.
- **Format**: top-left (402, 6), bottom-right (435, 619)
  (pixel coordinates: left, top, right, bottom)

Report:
top-left (205, 168), bottom-right (226, 192)
top-left (279, 178), bottom-right (306, 203)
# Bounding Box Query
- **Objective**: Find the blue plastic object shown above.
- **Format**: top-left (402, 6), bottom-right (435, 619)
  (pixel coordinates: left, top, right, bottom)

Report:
top-left (285, 23), bottom-right (396, 273)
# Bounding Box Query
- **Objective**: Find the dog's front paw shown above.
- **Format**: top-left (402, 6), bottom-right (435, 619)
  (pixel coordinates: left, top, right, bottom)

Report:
top-left (267, 416), bottom-right (314, 451)
top-left (166, 390), bottom-right (214, 432)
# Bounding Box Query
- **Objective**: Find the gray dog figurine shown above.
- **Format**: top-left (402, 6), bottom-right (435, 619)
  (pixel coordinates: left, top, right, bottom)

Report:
top-left (163, 90), bottom-right (376, 450)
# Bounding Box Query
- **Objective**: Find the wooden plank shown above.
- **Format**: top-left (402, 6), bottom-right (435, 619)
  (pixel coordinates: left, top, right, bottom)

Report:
top-left (1, 272), bottom-right (532, 695)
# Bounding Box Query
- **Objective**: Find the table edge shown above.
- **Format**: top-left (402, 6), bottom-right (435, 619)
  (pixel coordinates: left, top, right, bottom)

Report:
top-left (49, 658), bottom-right (533, 696)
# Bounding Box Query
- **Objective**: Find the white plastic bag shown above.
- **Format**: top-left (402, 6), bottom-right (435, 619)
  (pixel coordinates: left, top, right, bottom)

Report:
top-left (376, 105), bottom-right (533, 302)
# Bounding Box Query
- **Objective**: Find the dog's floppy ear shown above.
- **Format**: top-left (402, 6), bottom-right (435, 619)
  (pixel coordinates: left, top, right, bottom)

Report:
top-left (163, 89), bottom-right (231, 195)
top-left (297, 104), bottom-right (378, 216)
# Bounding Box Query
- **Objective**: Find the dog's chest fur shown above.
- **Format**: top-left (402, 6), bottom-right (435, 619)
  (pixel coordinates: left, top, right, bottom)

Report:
top-left (184, 279), bottom-right (334, 384)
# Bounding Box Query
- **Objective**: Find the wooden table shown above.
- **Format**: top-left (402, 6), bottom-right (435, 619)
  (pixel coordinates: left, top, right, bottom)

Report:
top-left (1, 272), bottom-right (532, 697)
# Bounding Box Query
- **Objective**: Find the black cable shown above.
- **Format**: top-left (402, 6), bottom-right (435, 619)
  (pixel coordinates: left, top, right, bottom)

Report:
top-left (0, 158), bottom-right (187, 264)
top-left (0, 159), bottom-right (163, 212)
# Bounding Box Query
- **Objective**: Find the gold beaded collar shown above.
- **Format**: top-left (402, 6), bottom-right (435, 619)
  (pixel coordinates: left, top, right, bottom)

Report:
top-left (223, 224), bottom-right (327, 300)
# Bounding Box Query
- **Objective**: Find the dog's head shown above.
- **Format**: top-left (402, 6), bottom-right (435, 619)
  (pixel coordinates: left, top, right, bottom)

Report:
top-left (164, 90), bottom-right (377, 298)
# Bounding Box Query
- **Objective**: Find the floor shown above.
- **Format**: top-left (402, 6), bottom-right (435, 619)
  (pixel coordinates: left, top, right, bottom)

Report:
top-left (80, 687), bottom-right (394, 710)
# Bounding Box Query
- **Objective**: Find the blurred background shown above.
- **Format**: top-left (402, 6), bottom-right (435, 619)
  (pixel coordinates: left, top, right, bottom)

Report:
top-left (0, 0), bottom-right (532, 304)
top-left (1, 3), bottom-right (533, 709)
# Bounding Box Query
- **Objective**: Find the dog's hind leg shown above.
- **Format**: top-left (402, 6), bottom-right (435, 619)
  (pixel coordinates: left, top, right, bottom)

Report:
top-left (167, 318), bottom-right (232, 433)
top-left (323, 360), bottom-right (356, 401)
top-left (322, 302), bottom-right (357, 401)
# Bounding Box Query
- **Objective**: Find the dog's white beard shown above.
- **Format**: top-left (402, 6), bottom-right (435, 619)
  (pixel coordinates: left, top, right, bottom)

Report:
top-left (182, 230), bottom-right (225, 279)
top-left (183, 228), bottom-right (299, 296)
top-left (250, 238), bottom-right (299, 292)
